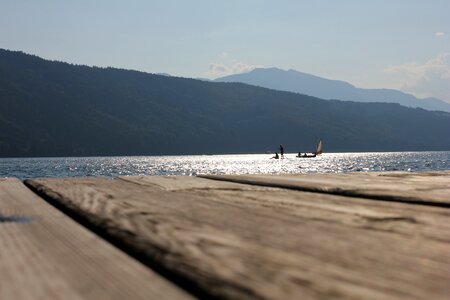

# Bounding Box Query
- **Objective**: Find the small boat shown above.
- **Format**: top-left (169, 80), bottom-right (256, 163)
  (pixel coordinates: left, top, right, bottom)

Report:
top-left (296, 139), bottom-right (323, 158)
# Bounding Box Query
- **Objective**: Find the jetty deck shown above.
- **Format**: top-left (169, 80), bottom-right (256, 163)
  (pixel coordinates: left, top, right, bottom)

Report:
top-left (1, 172), bottom-right (449, 299)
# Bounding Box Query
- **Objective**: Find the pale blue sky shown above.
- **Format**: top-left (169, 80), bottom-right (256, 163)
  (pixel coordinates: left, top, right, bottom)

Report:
top-left (1, 0), bottom-right (449, 101)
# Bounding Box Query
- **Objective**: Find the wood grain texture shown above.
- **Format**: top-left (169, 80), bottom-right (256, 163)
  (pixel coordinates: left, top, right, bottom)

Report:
top-left (25, 176), bottom-right (450, 300)
top-left (200, 171), bottom-right (450, 207)
top-left (119, 175), bottom-right (262, 191)
top-left (0, 178), bottom-right (195, 300)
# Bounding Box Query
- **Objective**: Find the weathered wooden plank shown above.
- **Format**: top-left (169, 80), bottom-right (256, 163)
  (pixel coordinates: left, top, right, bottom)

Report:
top-left (0, 178), bottom-right (195, 300)
top-left (119, 175), bottom-right (262, 191)
top-left (200, 171), bottom-right (450, 207)
top-left (25, 176), bottom-right (450, 300)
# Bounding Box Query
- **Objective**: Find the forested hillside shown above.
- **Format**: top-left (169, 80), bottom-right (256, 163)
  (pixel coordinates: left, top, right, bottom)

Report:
top-left (1, 49), bottom-right (450, 157)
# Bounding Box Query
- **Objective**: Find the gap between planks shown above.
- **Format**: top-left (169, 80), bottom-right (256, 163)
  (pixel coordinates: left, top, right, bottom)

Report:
top-left (199, 171), bottom-right (450, 208)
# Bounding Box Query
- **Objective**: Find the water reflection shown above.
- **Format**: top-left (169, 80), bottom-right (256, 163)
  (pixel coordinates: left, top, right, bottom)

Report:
top-left (1, 151), bottom-right (449, 180)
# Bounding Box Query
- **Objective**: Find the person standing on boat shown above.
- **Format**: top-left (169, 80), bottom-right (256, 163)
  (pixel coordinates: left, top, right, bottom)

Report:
top-left (279, 144), bottom-right (285, 159)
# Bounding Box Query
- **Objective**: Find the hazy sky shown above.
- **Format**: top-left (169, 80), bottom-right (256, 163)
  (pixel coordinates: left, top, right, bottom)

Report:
top-left (1, 0), bottom-right (449, 102)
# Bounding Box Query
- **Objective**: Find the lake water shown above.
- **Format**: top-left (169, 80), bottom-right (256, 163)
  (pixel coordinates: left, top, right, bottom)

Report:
top-left (1, 151), bottom-right (449, 180)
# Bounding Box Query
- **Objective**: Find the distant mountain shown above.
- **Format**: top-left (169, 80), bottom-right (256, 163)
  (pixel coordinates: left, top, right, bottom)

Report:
top-left (215, 68), bottom-right (450, 112)
top-left (1, 49), bottom-right (450, 157)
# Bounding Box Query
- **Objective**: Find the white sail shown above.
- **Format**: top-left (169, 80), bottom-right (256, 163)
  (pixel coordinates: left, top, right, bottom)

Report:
top-left (315, 140), bottom-right (323, 155)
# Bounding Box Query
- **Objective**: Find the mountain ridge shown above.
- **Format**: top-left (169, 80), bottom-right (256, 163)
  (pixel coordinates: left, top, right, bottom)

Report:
top-left (215, 67), bottom-right (450, 112)
top-left (1, 48), bottom-right (450, 157)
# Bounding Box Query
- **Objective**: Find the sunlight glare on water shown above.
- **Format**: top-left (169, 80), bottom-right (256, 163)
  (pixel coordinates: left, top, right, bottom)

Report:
top-left (1, 152), bottom-right (449, 180)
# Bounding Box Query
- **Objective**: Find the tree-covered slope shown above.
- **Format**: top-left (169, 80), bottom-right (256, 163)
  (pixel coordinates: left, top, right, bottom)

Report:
top-left (1, 49), bottom-right (449, 157)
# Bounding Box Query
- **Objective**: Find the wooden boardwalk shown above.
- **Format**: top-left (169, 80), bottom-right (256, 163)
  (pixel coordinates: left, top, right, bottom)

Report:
top-left (1, 172), bottom-right (449, 299)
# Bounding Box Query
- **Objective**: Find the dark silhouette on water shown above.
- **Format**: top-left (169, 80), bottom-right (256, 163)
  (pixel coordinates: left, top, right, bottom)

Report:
top-left (279, 145), bottom-right (285, 159)
top-left (271, 153), bottom-right (280, 159)
top-left (297, 140), bottom-right (323, 158)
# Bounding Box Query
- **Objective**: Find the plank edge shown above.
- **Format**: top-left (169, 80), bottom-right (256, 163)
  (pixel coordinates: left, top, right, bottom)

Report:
top-left (23, 178), bottom-right (212, 300)
top-left (198, 174), bottom-right (450, 208)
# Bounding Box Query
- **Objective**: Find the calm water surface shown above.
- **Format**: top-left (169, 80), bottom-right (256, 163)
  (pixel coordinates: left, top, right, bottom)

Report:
top-left (1, 152), bottom-right (449, 180)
